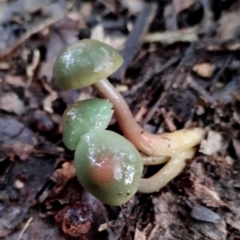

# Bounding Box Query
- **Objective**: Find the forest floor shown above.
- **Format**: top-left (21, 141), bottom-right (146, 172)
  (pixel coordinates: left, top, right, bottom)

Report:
top-left (1, 0), bottom-right (240, 239)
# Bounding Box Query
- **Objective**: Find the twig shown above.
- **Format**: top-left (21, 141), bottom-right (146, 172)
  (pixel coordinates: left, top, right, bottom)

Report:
top-left (111, 3), bottom-right (157, 80)
top-left (188, 77), bottom-right (215, 104)
top-left (124, 53), bottom-right (182, 98)
top-left (166, 42), bottom-right (196, 90)
top-left (210, 55), bottom-right (232, 92)
top-left (0, 16), bottom-right (64, 59)
top-left (200, 0), bottom-right (215, 35)
top-left (143, 43), bottom-right (196, 125)
top-left (144, 28), bottom-right (198, 45)
top-left (17, 217), bottom-right (33, 240)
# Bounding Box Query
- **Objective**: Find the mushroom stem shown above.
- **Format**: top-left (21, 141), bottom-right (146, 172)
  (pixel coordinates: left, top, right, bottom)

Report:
top-left (138, 147), bottom-right (196, 193)
top-left (142, 155), bottom-right (170, 165)
top-left (93, 79), bottom-right (204, 156)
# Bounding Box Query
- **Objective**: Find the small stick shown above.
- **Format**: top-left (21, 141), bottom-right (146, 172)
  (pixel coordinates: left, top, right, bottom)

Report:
top-left (17, 217), bottom-right (33, 240)
top-left (111, 3), bottom-right (157, 80)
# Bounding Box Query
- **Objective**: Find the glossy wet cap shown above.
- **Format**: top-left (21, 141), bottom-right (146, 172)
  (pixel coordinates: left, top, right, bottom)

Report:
top-left (74, 130), bottom-right (143, 206)
top-left (53, 39), bottom-right (123, 90)
top-left (62, 98), bottom-right (113, 150)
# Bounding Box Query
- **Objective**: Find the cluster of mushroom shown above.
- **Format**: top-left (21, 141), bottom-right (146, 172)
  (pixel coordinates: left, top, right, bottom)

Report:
top-left (53, 39), bottom-right (204, 206)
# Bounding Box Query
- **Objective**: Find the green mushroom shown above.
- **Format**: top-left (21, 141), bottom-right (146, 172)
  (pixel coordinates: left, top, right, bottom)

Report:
top-left (54, 39), bottom-right (204, 205)
top-left (53, 39), bottom-right (203, 157)
top-left (74, 129), bottom-right (143, 206)
top-left (62, 98), bottom-right (113, 150)
top-left (53, 39), bottom-right (123, 90)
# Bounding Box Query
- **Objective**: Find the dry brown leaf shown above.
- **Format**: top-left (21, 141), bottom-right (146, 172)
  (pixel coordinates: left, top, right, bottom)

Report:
top-left (199, 131), bottom-right (223, 156)
top-left (0, 62), bottom-right (10, 70)
top-left (28, 212), bottom-right (66, 240)
top-left (192, 62), bottom-right (215, 78)
top-left (134, 228), bottom-right (146, 240)
top-left (218, 10), bottom-right (240, 41)
top-left (51, 161), bottom-right (76, 195)
top-left (0, 117), bottom-right (37, 146)
top-left (193, 181), bottom-right (227, 208)
top-left (0, 92), bottom-right (25, 115)
top-left (12, 141), bottom-right (34, 161)
top-left (0, 205), bottom-right (26, 238)
top-left (190, 204), bottom-right (221, 223)
top-left (226, 216), bottom-right (240, 232)
top-left (5, 75), bottom-right (25, 87)
top-left (38, 17), bottom-right (81, 81)
top-left (0, 0), bottom-right (66, 58)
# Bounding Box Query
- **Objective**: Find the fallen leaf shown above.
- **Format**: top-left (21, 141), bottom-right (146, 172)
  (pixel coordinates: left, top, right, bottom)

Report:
top-left (34, 110), bottom-right (55, 132)
top-left (12, 141), bottom-right (34, 161)
top-left (0, 0), bottom-right (66, 57)
top-left (0, 62), bottom-right (10, 70)
top-left (193, 181), bottom-right (227, 208)
top-left (51, 161), bottom-right (76, 195)
top-left (218, 9), bottom-right (240, 41)
top-left (27, 211), bottom-right (66, 240)
top-left (38, 16), bottom-right (81, 81)
top-left (5, 75), bottom-right (25, 87)
top-left (199, 131), bottom-right (223, 156)
top-left (0, 204), bottom-right (29, 238)
top-left (190, 204), bottom-right (221, 223)
top-left (0, 117), bottom-right (37, 146)
top-left (0, 92), bottom-right (25, 115)
top-left (192, 62), bottom-right (215, 78)
top-left (134, 228), bottom-right (146, 240)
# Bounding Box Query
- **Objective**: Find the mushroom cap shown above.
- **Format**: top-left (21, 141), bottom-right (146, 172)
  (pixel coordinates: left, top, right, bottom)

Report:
top-left (74, 130), bottom-right (143, 206)
top-left (62, 98), bottom-right (113, 150)
top-left (53, 39), bottom-right (123, 90)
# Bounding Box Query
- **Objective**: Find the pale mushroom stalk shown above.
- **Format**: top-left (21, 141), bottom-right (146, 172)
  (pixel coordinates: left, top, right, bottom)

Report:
top-left (141, 154), bottom-right (170, 165)
top-left (138, 147), bottom-right (196, 193)
top-left (94, 78), bottom-right (204, 156)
